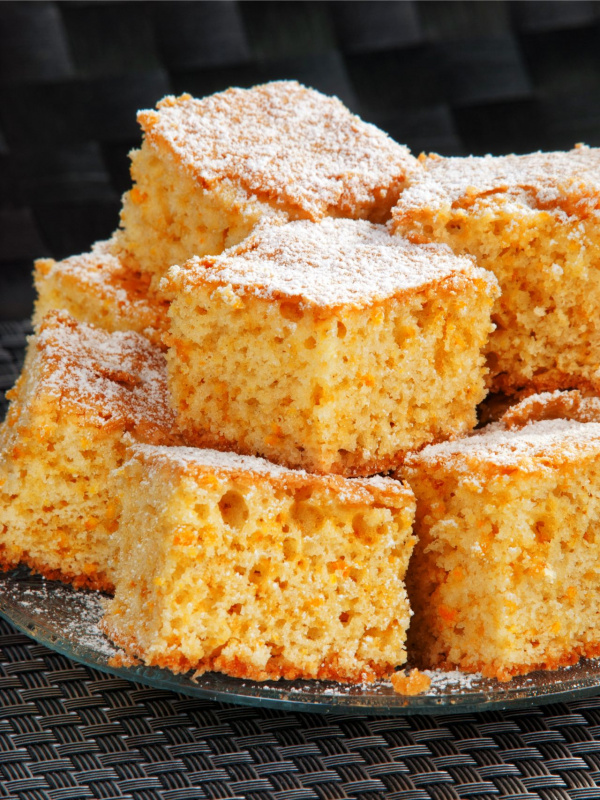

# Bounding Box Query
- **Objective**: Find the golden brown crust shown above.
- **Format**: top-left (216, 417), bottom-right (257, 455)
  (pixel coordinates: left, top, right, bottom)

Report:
top-left (34, 243), bottom-right (170, 349)
top-left (101, 622), bottom-right (395, 683)
top-left (403, 434), bottom-right (600, 481)
top-left (130, 441), bottom-right (414, 506)
top-left (162, 233), bottom-right (494, 316)
top-left (501, 389), bottom-right (600, 430)
top-left (0, 547), bottom-right (114, 594)
top-left (491, 369), bottom-right (600, 397)
top-left (393, 146), bottom-right (600, 223)
top-left (414, 640), bottom-right (600, 683)
top-left (475, 387), bottom-right (584, 428)
top-left (33, 311), bottom-right (177, 442)
top-left (178, 425), bottom-right (450, 479)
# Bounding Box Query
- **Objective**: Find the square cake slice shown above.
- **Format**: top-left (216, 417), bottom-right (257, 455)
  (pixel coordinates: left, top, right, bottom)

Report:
top-left (101, 443), bottom-right (416, 683)
top-left (0, 311), bottom-right (177, 592)
top-left (392, 145), bottom-right (600, 394)
top-left (162, 218), bottom-right (499, 476)
top-left (401, 417), bottom-right (600, 680)
top-left (33, 238), bottom-right (169, 348)
top-left (115, 81), bottom-right (418, 279)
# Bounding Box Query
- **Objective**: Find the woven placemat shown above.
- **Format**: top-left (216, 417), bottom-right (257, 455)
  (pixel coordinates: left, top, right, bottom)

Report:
top-left (3, 328), bottom-right (600, 799)
top-left (3, 614), bottom-right (600, 800)
top-left (0, 319), bottom-right (31, 413)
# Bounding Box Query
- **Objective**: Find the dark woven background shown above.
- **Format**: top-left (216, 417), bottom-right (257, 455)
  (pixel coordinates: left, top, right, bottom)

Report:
top-left (5, 5), bottom-right (600, 796)
top-left (2, 0), bottom-right (600, 320)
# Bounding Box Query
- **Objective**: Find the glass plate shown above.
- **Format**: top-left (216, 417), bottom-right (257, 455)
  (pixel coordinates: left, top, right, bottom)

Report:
top-left (2, 567), bottom-right (600, 716)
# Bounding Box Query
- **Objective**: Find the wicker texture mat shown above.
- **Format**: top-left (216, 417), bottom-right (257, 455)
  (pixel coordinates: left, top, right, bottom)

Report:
top-left (0, 320), bottom-right (31, 413)
top-left (2, 615), bottom-right (600, 800)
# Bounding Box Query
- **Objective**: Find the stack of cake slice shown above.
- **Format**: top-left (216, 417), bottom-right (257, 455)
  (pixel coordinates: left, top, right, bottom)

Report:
top-left (4, 78), bottom-right (600, 687)
top-left (160, 217), bottom-right (498, 475)
top-left (0, 81), bottom-right (431, 684)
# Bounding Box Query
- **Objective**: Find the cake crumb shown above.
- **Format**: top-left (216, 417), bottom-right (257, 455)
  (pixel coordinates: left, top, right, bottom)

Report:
top-left (391, 668), bottom-right (431, 695)
top-left (108, 650), bottom-right (141, 668)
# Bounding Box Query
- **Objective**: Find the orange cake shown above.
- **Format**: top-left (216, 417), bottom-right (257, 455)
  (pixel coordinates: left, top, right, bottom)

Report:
top-left (401, 415), bottom-right (600, 680)
top-left (33, 238), bottom-right (169, 348)
top-left (0, 311), bottom-right (176, 592)
top-left (161, 218), bottom-right (499, 476)
top-left (101, 442), bottom-right (416, 682)
top-left (392, 145), bottom-right (600, 394)
top-left (501, 389), bottom-right (600, 428)
top-left (115, 81), bottom-right (418, 281)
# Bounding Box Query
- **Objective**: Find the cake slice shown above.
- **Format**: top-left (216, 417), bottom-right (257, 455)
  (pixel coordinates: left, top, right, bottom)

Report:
top-left (102, 442), bottom-right (416, 682)
top-left (115, 81), bottom-right (418, 280)
top-left (501, 389), bottom-right (600, 429)
top-left (33, 238), bottom-right (169, 348)
top-left (392, 145), bottom-right (600, 394)
top-left (401, 416), bottom-right (600, 680)
top-left (0, 311), bottom-right (177, 592)
top-left (161, 217), bottom-right (499, 476)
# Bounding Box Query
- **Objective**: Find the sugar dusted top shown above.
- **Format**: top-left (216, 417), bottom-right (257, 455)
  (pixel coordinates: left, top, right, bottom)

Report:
top-left (405, 418), bottom-right (600, 475)
top-left (502, 390), bottom-right (600, 430)
top-left (36, 311), bottom-right (175, 438)
top-left (393, 145), bottom-right (600, 219)
top-left (36, 239), bottom-right (164, 316)
top-left (164, 218), bottom-right (496, 309)
top-left (139, 81), bottom-right (417, 221)
top-left (129, 442), bottom-right (410, 503)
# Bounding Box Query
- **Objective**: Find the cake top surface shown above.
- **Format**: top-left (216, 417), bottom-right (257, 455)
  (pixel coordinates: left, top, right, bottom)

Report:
top-left (35, 311), bottom-right (174, 436)
top-left (36, 239), bottom-right (159, 312)
top-left (393, 144), bottom-right (600, 218)
top-left (164, 218), bottom-right (496, 309)
top-left (405, 417), bottom-right (600, 474)
top-left (129, 442), bottom-right (410, 503)
top-left (139, 81), bottom-right (417, 220)
top-left (502, 390), bottom-right (600, 429)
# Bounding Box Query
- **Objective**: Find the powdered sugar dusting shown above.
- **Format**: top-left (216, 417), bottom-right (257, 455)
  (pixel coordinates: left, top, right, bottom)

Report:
top-left (43, 239), bottom-right (129, 303)
top-left (131, 441), bottom-right (296, 477)
top-left (165, 218), bottom-right (496, 309)
top-left (407, 418), bottom-right (600, 472)
top-left (141, 82), bottom-right (417, 220)
top-left (394, 145), bottom-right (600, 219)
top-left (3, 579), bottom-right (118, 660)
top-left (37, 311), bottom-right (175, 433)
top-left (41, 238), bottom-right (157, 312)
top-left (129, 442), bottom-right (406, 501)
top-left (424, 669), bottom-right (484, 692)
top-left (502, 390), bottom-right (600, 429)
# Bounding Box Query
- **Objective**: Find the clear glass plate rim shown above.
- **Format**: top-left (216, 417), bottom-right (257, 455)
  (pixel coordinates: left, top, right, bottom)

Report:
top-left (3, 568), bottom-right (600, 716)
